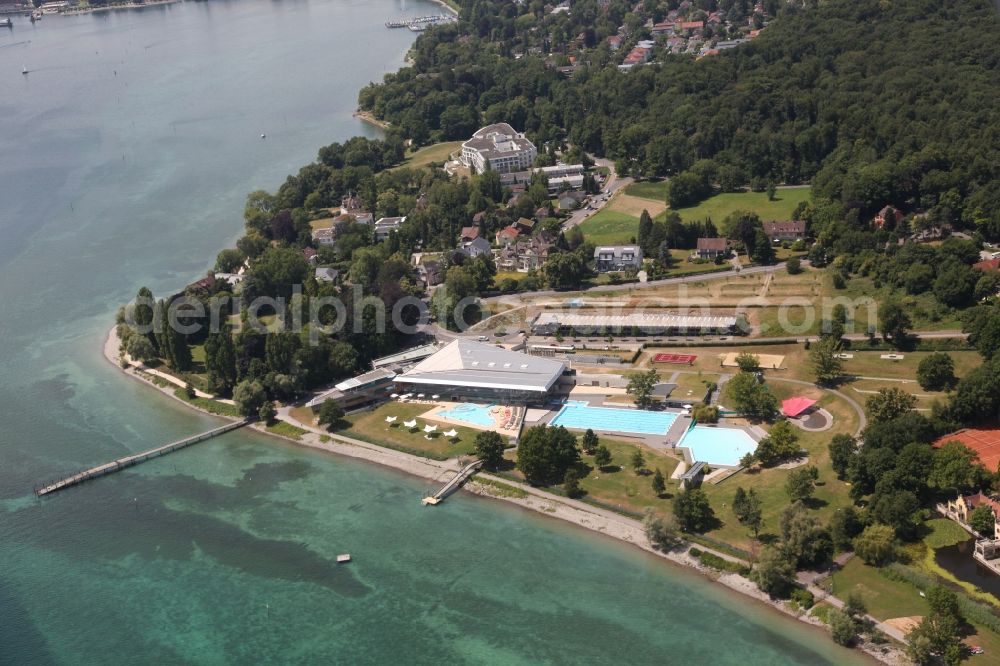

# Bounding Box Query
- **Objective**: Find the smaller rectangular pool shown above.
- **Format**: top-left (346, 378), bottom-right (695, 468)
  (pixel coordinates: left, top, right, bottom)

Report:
top-left (678, 425), bottom-right (758, 467)
top-left (550, 404), bottom-right (678, 435)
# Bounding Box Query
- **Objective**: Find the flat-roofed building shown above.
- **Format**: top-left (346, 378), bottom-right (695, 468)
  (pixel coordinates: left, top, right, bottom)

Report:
top-left (460, 123), bottom-right (537, 174)
top-left (394, 339), bottom-right (566, 404)
top-left (531, 312), bottom-right (741, 337)
top-left (371, 344), bottom-right (441, 371)
top-left (593, 245), bottom-right (643, 272)
top-left (306, 368), bottom-right (397, 411)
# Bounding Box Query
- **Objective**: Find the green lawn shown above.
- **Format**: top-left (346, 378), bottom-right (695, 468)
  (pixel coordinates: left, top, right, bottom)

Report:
top-left (392, 141), bottom-right (463, 171)
top-left (576, 209), bottom-right (639, 245)
top-left (922, 518), bottom-right (970, 550)
top-left (266, 420), bottom-right (308, 440)
top-left (625, 180), bottom-right (668, 201)
top-left (173, 388), bottom-right (242, 417)
top-left (828, 558), bottom-right (929, 620)
top-left (668, 188), bottom-right (811, 223)
top-left (343, 401), bottom-right (479, 459)
top-left (575, 438), bottom-right (681, 513)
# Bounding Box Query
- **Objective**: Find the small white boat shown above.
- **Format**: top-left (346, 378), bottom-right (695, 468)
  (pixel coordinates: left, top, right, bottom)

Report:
top-left (337, 553), bottom-right (351, 563)
top-left (0, 17), bottom-right (13, 27)
top-left (22, 65), bottom-right (28, 75)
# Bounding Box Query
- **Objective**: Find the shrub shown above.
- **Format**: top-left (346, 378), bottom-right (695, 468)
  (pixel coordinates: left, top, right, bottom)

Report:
top-left (790, 587), bottom-right (815, 609)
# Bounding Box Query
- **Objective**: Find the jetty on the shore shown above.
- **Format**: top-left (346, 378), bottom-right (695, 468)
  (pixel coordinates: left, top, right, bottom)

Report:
top-left (35, 419), bottom-right (249, 497)
top-left (385, 14), bottom-right (456, 31)
top-left (422, 459), bottom-right (482, 505)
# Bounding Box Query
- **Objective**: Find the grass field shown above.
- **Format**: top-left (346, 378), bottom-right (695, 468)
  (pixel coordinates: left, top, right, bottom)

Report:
top-left (266, 420), bottom-right (307, 440)
top-left (668, 188), bottom-right (811, 223)
top-left (609, 192), bottom-right (667, 217)
top-left (344, 401), bottom-right (479, 459)
top-left (392, 141), bottom-right (463, 172)
top-left (828, 558), bottom-right (930, 620)
top-left (625, 180), bottom-right (668, 201)
top-left (576, 209), bottom-right (639, 245)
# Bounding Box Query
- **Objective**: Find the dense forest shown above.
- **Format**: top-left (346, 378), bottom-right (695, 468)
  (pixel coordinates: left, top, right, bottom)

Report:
top-left (359, 0), bottom-right (1000, 238)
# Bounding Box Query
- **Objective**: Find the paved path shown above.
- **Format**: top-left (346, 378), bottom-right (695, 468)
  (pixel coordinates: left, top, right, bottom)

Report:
top-left (561, 157), bottom-right (631, 231)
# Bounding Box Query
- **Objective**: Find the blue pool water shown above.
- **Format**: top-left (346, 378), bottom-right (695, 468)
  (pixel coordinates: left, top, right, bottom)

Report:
top-left (550, 404), bottom-right (679, 435)
top-left (437, 403), bottom-right (497, 427)
top-left (679, 426), bottom-right (759, 467)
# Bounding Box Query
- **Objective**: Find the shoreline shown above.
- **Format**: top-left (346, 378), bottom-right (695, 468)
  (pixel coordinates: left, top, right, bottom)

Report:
top-left (59, 0), bottom-right (180, 16)
top-left (353, 109), bottom-right (391, 131)
top-left (100, 324), bottom-right (901, 664)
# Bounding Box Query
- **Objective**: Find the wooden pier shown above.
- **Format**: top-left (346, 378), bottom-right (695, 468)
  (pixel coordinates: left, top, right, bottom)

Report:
top-left (422, 459), bottom-right (482, 505)
top-left (35, 419), bottom-right (250, 497)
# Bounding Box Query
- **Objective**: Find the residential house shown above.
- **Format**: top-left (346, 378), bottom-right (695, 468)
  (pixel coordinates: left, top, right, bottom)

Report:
top-left (514, 217), bottom-right (535, 234)
top-left (461, 236), bottom-right (493, 258)
top-left (496, 236), bottom-right (555, 273)
top-left (874, 205), bottom-right (903, 229)
top-left (340, 194), bottom-right (373, 225)
top-left (460, 123), bottom-right (537, 174)
top-left (695, 237), bottom-right (728, 260)
top-left (302, 247), bottom-right (318, 265)
top-left (496, 225), bottom-right (522, 245)
top-left (312, 227), bottom-right (336, 246)
top-left (944, 492), bottom-right (1000, 538)
top-left (762, 220), bottom-right (806, 243)
top-left (374, 216), bottom-right (406, 241)
top-left (675, 20), bottom-right (703, 34)
top-left (558, 194), bottom-right (579, 211)
top-left (418, 260), bottom-right (443, 287)
top-left (593, 245), bottom-right (643, 272)
top-left (534, 206), bottom-right (552, 221)
top-left (974, 258), bottom-right (1000, 274)
top-left (460, 226), bottom-right (480, 243)
top-left (315, 267), bottom-right (340, 284)
top-left (607, 35), bottom-right (623, 50)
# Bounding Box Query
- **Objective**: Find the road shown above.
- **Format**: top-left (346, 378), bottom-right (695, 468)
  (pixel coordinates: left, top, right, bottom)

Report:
top-left (561, 157), bottom-right (633, 231)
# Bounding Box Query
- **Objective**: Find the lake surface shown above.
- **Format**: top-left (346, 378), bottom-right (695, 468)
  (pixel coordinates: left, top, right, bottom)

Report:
top-left (0, 2), bottom-right (866, 663)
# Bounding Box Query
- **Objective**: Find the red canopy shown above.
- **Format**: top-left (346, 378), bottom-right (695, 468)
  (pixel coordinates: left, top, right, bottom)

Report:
top-left (782, 397), bottom-right (817, 418)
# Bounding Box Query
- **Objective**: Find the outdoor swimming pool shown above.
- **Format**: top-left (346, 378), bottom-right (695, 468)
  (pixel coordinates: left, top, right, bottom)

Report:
top-left (436, 403), bottom-right (497, 428)
top-left (678, 425), bottom-right (758, 467)
top-left (550, 404), bottom-right (679, 435)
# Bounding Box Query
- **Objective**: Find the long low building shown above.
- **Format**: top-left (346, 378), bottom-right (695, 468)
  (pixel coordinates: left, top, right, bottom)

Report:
top-left (394, 339), bottom-right (567, 404)
top-left (531, 312), bottom-right (742, 336)
top-left (306, 368), bottom-right (397, 411)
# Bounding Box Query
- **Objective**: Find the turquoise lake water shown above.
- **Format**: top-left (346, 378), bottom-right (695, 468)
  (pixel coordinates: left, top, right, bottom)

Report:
top-left (0, 2), bottom-right (867, 663)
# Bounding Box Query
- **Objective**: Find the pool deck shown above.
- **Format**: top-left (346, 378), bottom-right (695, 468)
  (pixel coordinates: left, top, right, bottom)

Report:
top-left (421, 402), bottom-right (523, 438)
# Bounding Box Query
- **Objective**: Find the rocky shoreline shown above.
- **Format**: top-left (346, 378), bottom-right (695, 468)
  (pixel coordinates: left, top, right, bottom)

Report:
top-left (101, 325), bottom-right (905, 665)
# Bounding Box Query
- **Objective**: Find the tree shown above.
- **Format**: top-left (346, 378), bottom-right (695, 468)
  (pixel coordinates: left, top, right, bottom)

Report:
top-left (751, 229), bottom-right (776, 265)
top-left (907, 586), bottom-right (966, 665)
top-left (852, 523), bottom-right (898, 566)
top-left (933, 262), bottom-right (977, 308)
top-left (828, 608), bottom-right (857, 647)
top-left (631, 448), bottom-right (646, 474)
top-left (691, 403), bottom-right (719, 423)
top-left (929, 440), bottom-right (988, 494)
top-left (204, 328), bottom-right (238, 395)
top-left (317, 400), bottom-right (345, 431)
top-left (828, 434), bottom-right (856, 479)
top-left (541, 251), bottom-right (587, 289)
top-left (969, 504), bottom-right (996, 537)
top-left (581, 428), bottom-right (599, 455)
top-left (780, 501), bottom-right (832, 568)
top-left (785, 466), bottom-right (817, 502)
top-left (651, 468), bottom-right (666, 496)
top-left (864, 387), bottom-right (917, 422)
top-left (809, 335), bottom-right (843, 384)
top-left (786, 256), bottom-right (802, 274)
top-left (879, 299), bottom-right (911, 346)
top-left (727, 371), bottom-right (778, 421)
top-left (132, 287), bottom-right (155, 339)
top-left (673, 488), bottom-right (716, 533)
top-left (516, 425), bottom-right (580, 485)
top-left (644, 510), bottom-right (682, 551)
top-left (732, 486), bottom-right (763, 537)
top-left (125, 334), bottom-right (157, 363)
top-left (593, 444), bottom-right (613, 469)
top-left (474, 430), bottom-right (506, 470)
top-left (233, 380), bottom-right (266, 417)
top-left (563, 468), bottom-right (582, 498)
top-left (258, 400), bottom-right (277, 425)
top-left (215, 248), bottom-right (245, 273)
top-left (754, 420), bottom-right (800, 466)
top-left (916, 352), bottom-right (956, 391)
top-left (734, 352), bottom-right (761, 373)
top-left (753, 546), bottom-right (795, 597)
top-left (830, 506), bottom-right (863, 551)
top-left (626, 368), bottom-right (660, 409)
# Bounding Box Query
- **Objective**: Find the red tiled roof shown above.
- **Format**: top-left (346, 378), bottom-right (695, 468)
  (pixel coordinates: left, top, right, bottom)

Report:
top-left (697, 237), bottom-right (727, 251)
top-left (974, 258), bottom-right (1000, 273)
top-left (762, 220), bottom-right (806, 236)
top-left (934, 427), bottom-right (1000, 474)
top-left (782, 397), bottom-right (817, 418)
top-left (460, 226), bottom-right (480, 240)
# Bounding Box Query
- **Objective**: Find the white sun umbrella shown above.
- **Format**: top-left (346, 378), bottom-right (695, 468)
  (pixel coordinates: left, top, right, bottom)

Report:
top-left (403, 419), bottom-right (417, 428)
top-left (423, 424), bottom-right (438, 433)
top-left (417, 393), bottom-right (425, 399)
top-left (432, 394), bottom-right (440, 400)
top-left (683, 404), bottom-right (694, 409)
top-left (443, 429), bottom-right (458, 438)
top-left (385, 416), bottom-right (397, 423)
top-left (390, 393), bottom-right (399, 399)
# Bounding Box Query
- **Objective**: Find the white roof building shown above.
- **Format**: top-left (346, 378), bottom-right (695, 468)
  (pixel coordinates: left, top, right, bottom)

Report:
top-left (531, 312), bottom-right (740, 336)
top-left (395, 339), bottom-right (565, 399)
top-left (460, 123), bottom-right (537, 175)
